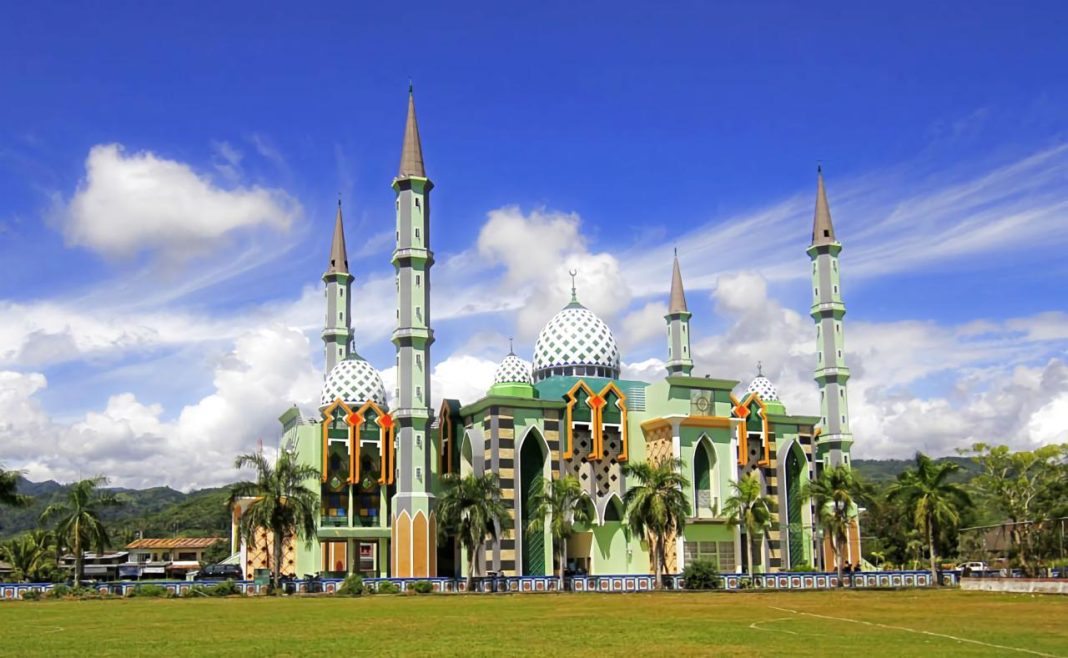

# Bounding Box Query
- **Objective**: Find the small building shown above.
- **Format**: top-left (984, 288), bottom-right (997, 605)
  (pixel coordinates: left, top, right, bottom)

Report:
top-left (121, 537), bottom-right (226, 580)
top-left (59, 552), bottom-right (129, 581)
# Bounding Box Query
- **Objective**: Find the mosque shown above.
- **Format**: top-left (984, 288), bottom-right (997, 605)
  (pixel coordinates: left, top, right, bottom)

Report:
top-left (246, 89), bottom-right (859, 581)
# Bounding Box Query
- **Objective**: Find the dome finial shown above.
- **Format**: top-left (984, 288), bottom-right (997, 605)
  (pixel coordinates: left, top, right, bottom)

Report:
top-left (757, 360), bottom-right (763, 377)
top-left (508, 336), bottom-right (515, 356)
top-left (568, 269), bottom-right (578, 303)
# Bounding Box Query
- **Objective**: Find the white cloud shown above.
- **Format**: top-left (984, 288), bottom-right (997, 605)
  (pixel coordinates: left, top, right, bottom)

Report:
top-left (0, 325), bottom-right (321, 490)
top-left (62, 144), bottom-right (301, 259)
top-left (476, 206), bottom-right (632, 340)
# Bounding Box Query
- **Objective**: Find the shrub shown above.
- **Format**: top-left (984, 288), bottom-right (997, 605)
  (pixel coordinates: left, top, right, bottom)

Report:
top-left (21, 590), bottom-right (43, 601)
top-left (337, 574), bottom-right (364, 597)
top-left (682, 560), bottom-right (722, 590)
top-left (130, 584), bottom-right (171, 598)
top-left (788, 563), bottom-right (818, 572)
top-left (737, 576), bottom-right (753, 590)
top-left (376, 580), bottom-right (401, 594)
top-left (210, 579), bottom-right (241, 597)
top-left (47, 584), bottom-right (72, 599)
top-left (412, 580), bottom-right (433, 594)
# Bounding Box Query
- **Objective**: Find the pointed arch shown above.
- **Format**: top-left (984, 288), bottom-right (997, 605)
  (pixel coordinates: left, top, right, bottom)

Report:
top-left (320, 398), bottom-right (355, 483)
top-left (600, 492), bottom-right (625, 524)
top-left (693, 434), bottom-right (719, 518)
top-left (518, 426), bottom-right (550, 576)
top-left (564, 380), bottom-right (597, 459)
top-left (778, 439), bottom-right (811, 569)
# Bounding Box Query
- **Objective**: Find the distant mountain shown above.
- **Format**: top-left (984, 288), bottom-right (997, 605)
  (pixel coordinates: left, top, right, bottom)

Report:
top-left (852, 456), bottom-right (980, 484)
top-left (1, 476), bottom-right (231, 542)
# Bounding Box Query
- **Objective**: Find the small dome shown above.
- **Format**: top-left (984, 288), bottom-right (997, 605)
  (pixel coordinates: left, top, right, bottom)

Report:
top-left (532, 300), bottom-right (621, 382)
top-left (746, 375), bottom-right (779, 402)
top-left (494, 353), bottom-right (533, 385)
top-left (320, 354), bottom-right (388, 410)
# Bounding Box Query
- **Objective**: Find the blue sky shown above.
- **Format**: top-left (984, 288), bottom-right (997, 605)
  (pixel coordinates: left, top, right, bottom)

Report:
top-left (2, 2), bottom-right (1067, 488)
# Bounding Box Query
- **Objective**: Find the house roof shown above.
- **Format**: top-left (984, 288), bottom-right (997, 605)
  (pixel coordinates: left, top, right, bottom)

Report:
top-left (125, 537), bottom-right (224, 550)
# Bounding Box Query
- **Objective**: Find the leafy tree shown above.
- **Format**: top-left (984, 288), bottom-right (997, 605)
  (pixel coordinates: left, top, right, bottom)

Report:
top-left (964, 443), bottom-right (1067, 570)
top-left (525, 475), bottom-right (594, 589)
top-left (231, 450), bottom-right (319, 592)
top-left (724, 471), bottom-right (777, 576)
top-left (40, 477), bottom-right (122, 583)
top-left (436, 473), bottom-right (510, 592)
top-left (622, 458), bottom-right (690, 589)
top-left (887, 453), bottom-right (971, 583)
top-left (803, 465), bottom-right (857, 584)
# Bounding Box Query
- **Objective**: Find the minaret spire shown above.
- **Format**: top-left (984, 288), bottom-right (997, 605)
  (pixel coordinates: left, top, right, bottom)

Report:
top-left (668, 249), bottom-right (688, 314)
top-left (806, 167), bottom-right (853, 467)
top-left (664, 250), bottom-right (694, 377)
top-left (322, 199), bottom-right (354, 374)
top-left (391, 86), bottom-right (436, 578)
top-left (327, 198), bottom-right (349, 274)
top-left (811, 166), bottom-right (837, 247)
top-left (398, 85), bottom-right (426, 178)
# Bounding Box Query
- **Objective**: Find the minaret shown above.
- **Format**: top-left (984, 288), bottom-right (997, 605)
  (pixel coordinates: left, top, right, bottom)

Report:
top-left (664, 250), bottom-right (694, 376)
top-left (807, 167), bottom-right (853, 466)
top-left (390, 85), bottom-right (436, 577)
top-left (322, 200), bottom-right (353, 374)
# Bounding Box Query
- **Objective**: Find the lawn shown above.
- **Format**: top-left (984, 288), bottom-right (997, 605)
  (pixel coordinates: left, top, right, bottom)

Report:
top-left (1, 589), bottom-right (1065, 657)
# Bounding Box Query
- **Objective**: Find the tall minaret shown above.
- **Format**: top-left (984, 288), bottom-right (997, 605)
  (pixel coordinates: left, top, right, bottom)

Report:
top-left (664, 250), bottom-right (694, 376)
top-left (390, 85), bottom-right (436, 577)
top-left (807, 167), bottom-right (853, 466)
top-left (322, 200), bottom-right (353, 374)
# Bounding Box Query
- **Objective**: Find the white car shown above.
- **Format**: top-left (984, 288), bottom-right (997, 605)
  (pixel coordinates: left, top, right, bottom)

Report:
top-left (958, 561), bottom-right (989, 573)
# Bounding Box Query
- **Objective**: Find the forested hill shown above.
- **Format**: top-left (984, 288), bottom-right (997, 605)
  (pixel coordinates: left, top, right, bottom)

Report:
top-left (0, 476), bottom-right (231, 541)
top-left (852, 456), bottom-right (980, 484)
top-left (3, 456), bottom-right (981, 540)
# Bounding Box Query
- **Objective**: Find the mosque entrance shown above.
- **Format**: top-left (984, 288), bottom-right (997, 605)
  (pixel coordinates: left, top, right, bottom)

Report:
top-left (785, 445), bottom-right (806, 568)
top-left (519, 431), bottom-right (548, 576)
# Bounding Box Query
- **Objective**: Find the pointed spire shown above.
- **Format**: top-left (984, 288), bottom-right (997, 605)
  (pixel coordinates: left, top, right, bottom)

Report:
top-left (811, 166), bottom-right (837, 246)
top-left (668, 248), bottom-right (688, 314)
top-left (398, 84), bottom-right (426, 178)
top-left (508, 337), bottom-right (515, 356)
top-left (327, 198), bottom-right (349, 274)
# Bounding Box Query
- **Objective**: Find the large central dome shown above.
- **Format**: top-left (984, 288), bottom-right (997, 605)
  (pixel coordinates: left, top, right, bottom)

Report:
top-left (532, 299), bottom-right (621, 382)
top-left (320, 353), bottom-right (388, 410)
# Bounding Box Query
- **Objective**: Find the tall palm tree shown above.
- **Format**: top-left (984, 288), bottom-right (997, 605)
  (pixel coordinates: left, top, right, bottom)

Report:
top-left (526, 475), bottom-right (594, 589)
top-left (802, 464), bottom-right (856, 585)
top-left (437, 472), bottom-right (510, 592)
top-left (40, 477), bottom-right (121, 584)
top-left (231, 449), bottom-right (320, 592)
top-left (723, 471), bottom-right (777, 576)
top-left (622, 458), bottom-right (690, 590)
top-left (887, 452), bottom-right (971, 584)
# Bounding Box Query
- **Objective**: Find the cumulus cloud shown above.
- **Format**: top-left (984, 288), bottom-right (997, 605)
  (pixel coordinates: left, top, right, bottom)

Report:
top-left (0, 326), bottom-right (321, 489)
top-left (62, 144), bottom-right (300, 259)
top-left (683, 271), bottom-right (1068, 458)
top-left (476, 206), bottom-right (632, 340)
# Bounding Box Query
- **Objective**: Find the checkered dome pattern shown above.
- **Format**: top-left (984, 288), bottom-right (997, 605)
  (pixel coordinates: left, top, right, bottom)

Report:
top-left (320, 356), bottom-right (388, 409)
top-left (494, 354), bottom-right (532, 384)
top-left (532, 304), bottom-right (621, 373)
top-left (746, 375), bottom-right (779, 401)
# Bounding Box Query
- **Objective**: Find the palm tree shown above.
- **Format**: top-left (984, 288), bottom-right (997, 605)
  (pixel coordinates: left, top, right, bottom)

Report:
top-left (436, 472), bottom-right (510, 592)
top-left (231, 449), bottom-right (320, 592)
top-left (802, 464), bottom-right (855, 585)
top-left (2, 531), bottom-right (56, 582)
top-left (40, 477), bottom-right (121, 584)
top-left (622, 458), bottom-right (690, 590)
top-left (526, 475), bottom-right (594, 589)
top-left (723, 471), bottom-right (777, 576)
top-left (0, 464), bottom-right (30, 511)
top-left (887, 452), bottom-right (971, 584)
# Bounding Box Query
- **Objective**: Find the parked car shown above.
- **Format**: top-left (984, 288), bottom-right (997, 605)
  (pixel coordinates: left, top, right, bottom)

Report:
top-left (957, 561), bottom-right (990, 575)
top-left (194, 564), bottom-right (243, 581)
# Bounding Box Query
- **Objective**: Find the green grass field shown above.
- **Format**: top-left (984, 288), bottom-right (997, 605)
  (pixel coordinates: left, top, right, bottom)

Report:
top-left (1, 589), bottom-right (1065, 657)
